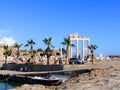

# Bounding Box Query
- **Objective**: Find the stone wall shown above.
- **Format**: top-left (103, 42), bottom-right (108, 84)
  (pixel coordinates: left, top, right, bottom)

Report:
top-left (2, 63), bottom-right (64, 71)
top-left (2, 63), bottom-right (91, 72)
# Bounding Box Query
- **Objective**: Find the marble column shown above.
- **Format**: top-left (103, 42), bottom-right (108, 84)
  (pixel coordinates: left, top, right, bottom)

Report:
top-left (87, 40), bottom-right (90, 56)
top-left (76, 40), bottom-right (78, 58)
top-left (82, 40), bottom-right (84, 60)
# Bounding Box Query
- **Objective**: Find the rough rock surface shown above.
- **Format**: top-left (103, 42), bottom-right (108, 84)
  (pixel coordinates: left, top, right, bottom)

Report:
top-left (60, 59), bottom-right (120, 90)
top-left (11, 59), bottom-right (120, 90)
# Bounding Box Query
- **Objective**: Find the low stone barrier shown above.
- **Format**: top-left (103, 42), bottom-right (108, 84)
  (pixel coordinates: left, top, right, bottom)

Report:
top-left (2, 63), bottom-right (64, 71)
top-left (2, 63), bottom-right (91, 72)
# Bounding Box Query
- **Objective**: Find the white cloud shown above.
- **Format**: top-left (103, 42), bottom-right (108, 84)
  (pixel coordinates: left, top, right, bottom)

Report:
top-left (0, 37), bottom-right (16, 46)
top-left (0, 30), bottom-right (10, 33)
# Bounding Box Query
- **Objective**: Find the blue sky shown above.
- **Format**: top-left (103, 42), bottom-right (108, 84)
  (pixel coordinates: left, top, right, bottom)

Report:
top-left (0, 0), bottom-right (120, 56)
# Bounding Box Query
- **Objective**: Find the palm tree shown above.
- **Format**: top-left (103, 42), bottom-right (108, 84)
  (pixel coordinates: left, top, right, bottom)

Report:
top-left (25, 39), bottom-right (35, 58)
top-left (88, 44), bottom-right (98, 64)
top-left (43, 37), bottom-right (54, 65)
top-left (61, 37), bottom-right (74, 64)
top-left (62, 48), bottom-right (66, 54)
top-left (3, 45), bottom-right (12, 64)
top-left (13, 43), bottom-right (23, 58)
top-left (59, 47), bottom-right (66, 56)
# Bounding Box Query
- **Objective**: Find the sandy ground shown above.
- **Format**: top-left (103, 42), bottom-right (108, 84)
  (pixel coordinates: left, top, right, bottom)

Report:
top-left (11, 59), bottom-right (120, 90)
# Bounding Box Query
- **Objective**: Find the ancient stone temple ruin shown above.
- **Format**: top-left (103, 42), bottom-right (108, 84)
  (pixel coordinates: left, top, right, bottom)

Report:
top-left (69, 33), bottom-right (90, 60)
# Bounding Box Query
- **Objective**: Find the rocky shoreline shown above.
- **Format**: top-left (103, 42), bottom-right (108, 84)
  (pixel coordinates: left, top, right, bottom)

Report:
top-left (11, 59), bottom-right (120, 90)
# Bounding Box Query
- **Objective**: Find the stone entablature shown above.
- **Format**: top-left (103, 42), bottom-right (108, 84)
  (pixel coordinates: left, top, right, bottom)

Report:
top-left (70, 33), bottom-right (90, 41)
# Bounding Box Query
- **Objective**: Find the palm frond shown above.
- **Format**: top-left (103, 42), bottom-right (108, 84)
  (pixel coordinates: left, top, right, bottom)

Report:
top-left (51, 45), bottom-right (55, 49)
top-left (25, 44), bottom-right (29, 47)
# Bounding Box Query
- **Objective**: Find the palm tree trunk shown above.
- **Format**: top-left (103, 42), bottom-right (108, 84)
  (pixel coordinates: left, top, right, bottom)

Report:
top-left (65, 46), bottom-right (69, 64)
top-left (47, 59), bottom-right (49, 65)
top-left (30, 45), bottom-right (33, 56)
top-left (47, 55), bottom-right (50, 65)
top-left (5, 55), bottom-right (7, 64)
top-left (17, 49), bottom-right (20, 58)
top-left (91, 53), bottom-right (95, 64)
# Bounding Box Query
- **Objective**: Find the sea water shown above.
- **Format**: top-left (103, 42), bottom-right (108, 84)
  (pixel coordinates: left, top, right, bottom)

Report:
top-left (0, 81), bottom-right (22, 90)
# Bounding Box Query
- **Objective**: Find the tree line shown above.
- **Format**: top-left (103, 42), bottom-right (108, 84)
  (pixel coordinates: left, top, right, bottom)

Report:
top-left (3, 37), bottom-right (98, 64)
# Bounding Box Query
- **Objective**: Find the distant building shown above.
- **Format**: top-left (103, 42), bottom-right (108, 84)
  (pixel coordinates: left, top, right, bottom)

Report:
top-left (0, 44), bottom-right (4, 61)
top-left (108, 55), bottom-right (120, 59)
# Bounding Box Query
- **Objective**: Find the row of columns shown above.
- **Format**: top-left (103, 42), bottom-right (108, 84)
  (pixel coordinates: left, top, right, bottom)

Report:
top-left (70, 39), bottom-right (90, 60)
